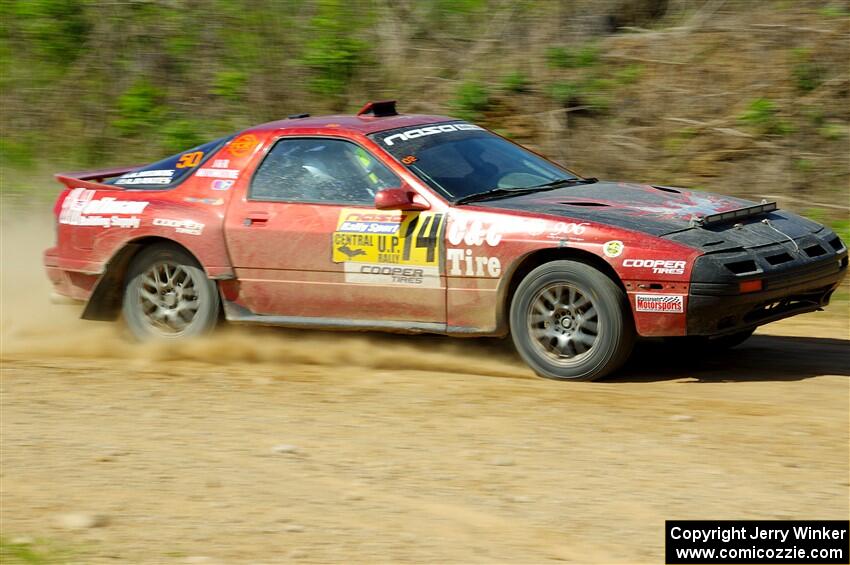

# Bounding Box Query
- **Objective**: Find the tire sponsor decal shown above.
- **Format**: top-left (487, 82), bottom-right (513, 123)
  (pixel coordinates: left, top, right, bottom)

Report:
top-left (635, 294), bottom-right (684, 313)
top-left (152, 218), bottom-right (204, 236)
top-left (623, 259), bottom-right (686, 275)
top-left (344, 263), bottom-right (440, 288)
top-left (446, 217), bottom-right (503, 278)
top-left (332, 209), bottom-right (445, 286)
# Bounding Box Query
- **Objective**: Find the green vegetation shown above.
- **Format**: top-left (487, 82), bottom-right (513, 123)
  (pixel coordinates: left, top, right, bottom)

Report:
top-left (739, 98), bottom-right (792, 136)
top-left (451, 80), bottom-right (491, 120)
top-left (0, 537), bottom-right (74, 564)
top-left (0, 0), bottom-right (847, 213)
top-left (817, 5), bottom-right (850, 18)
top-left (545, 44), bottom-right (600, 69)
top-left (301, 1), bottom-right (368, 101)
top-left (501, 71), bottom-right (530, 94)
top-left (112, 81), bottom-right (166, 137)
top-left (790, 48), bottom-right (823, 93)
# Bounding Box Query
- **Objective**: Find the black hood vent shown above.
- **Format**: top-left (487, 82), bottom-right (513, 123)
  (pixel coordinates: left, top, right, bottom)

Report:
top-left (559, 201), bottom-right (610, 207)
top-left (652, 185), bottom-right (682, 194)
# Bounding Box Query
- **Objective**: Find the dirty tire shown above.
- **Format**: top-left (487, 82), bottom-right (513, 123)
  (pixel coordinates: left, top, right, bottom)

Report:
top-left (510, 260), bottom-right (635, 381)
top-left (122, 243), bottom-right (219, 340)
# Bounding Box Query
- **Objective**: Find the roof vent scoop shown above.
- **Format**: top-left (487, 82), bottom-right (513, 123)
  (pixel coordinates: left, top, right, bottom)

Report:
top-left (357, 100), bottom-right (398, 117)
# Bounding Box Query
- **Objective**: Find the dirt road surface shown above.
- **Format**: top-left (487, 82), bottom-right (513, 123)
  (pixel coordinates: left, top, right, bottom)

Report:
top-left (2, 209), bottom-right (848, 564)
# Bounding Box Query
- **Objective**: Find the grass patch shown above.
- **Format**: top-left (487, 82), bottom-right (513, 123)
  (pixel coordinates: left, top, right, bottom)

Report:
top-left (545, 44), bottom-right (599, 69)
top-left (0, 537), bottom-right (75, 564)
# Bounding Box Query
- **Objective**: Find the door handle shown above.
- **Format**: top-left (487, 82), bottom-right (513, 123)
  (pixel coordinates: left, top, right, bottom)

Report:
top-left (243, 212), bottom-right (270, 227)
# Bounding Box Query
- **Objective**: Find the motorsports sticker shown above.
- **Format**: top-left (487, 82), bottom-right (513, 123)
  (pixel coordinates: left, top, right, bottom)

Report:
top-left (332, 209), bottom-right (444, 286)
top-left (635, 294), bottom-right (684, 313)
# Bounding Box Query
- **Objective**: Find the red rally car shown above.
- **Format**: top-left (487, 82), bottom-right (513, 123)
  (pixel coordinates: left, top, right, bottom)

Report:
top-left (44, 101), bottom-right (848, 381)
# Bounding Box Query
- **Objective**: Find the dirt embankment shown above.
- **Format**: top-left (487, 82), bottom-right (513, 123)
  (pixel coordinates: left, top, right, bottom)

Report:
top-left (1, 211), bottom-right (848, 564)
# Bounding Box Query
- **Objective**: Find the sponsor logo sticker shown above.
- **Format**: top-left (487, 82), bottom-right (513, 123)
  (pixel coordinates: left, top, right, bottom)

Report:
top-left (446, 248), bottom-right (502, 278)
top-left (635, 294), bottom-right (684, 313)
top-left (183, 197), bottom-right (224, 206)
top-left (344, 263), bottom-right (440, 288)
top-left (603, 240), bottom-right (624, 258)
top-left (114, 169), bottom-right (175, 185)
top-left (210, 179), bottom-right (234, 191)
top-left (196, 168), bottom-right (239, 179)
top-left (228, 134), bottom-right (259, 157)
top-left (59, 188), bottom-right (148, 228)
top-left (382, 123), bottom-right (483, 146)
top-left (152, 218), bottom-right (204, 236)
top-left (332, 209), bottom-right (444, 267)
top-left (623, 259), bottom-right (686, 275)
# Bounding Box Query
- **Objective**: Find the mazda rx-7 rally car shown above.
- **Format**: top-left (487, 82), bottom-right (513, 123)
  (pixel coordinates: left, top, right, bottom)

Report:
top-left (45, 101), bottom-right (848, 380)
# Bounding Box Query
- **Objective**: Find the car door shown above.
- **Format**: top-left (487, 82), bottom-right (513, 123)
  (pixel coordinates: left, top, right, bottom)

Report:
top-left (224, 136), bottom-right (447, 326)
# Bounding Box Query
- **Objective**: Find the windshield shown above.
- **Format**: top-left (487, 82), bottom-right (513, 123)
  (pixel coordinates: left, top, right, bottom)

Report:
top-left (369, 121), bottom-right (577, 201)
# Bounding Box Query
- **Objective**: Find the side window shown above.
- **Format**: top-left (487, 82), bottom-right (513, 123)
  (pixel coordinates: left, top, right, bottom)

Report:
top-left (250, 138), bottom-right (399, 204)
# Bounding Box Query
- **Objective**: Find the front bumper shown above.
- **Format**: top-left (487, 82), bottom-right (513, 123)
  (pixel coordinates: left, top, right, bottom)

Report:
top-left (686, 232), bottom-right (848, 336)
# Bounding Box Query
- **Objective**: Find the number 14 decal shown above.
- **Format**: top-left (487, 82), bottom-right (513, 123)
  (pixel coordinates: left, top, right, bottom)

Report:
top-left (402, 213), bottom-right (444, 264)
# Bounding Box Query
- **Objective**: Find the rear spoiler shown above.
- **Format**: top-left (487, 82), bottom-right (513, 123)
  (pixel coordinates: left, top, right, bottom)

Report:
top-left (54, 164), bottom-right (144, 191)
top-left (689, 201), bottom-right (778, 227)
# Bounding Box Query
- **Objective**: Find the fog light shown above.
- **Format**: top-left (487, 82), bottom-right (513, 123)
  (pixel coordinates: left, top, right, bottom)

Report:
top-left (739, 280), bottom-right (763, 293)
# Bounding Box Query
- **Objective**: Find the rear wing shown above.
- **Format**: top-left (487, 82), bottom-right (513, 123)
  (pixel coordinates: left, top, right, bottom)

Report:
top-left (55, 165), bottom-right (143, 191)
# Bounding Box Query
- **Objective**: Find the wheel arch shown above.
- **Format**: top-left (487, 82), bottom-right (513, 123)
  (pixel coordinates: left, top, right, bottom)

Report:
top-left (498, 247), bottom-right (629, 334)
top-left (81, 237), bottom-right (206, 321)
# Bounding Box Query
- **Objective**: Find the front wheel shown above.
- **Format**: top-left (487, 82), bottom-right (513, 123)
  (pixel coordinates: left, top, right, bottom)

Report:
top-left (122, 244), bottom-right (220, 340)
top-left (510, 260), bottom-right (635, 381)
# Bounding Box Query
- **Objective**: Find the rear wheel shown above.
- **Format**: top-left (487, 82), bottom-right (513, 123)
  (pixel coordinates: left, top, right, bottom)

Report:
top-left (510, 260), bottom-right (635, 381)
top-left (122, 244), bottom-right (219, 340)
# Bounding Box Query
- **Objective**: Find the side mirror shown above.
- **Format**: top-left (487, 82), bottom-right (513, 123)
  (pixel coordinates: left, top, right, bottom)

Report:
top-left (374, 187), bottom-right (430, 211)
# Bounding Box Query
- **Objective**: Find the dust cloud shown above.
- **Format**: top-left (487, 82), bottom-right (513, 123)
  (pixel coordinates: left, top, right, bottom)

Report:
top-left (0, 203), bottom-right (531, 379)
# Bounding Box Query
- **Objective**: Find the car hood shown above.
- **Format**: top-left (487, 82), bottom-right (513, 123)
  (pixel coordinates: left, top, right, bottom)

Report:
top-left (475, 181), bottom-right (757, 236)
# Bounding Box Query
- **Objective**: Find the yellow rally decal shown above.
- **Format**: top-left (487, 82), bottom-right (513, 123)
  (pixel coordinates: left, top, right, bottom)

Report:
top-left (332, 209), bottom-right (444, 266)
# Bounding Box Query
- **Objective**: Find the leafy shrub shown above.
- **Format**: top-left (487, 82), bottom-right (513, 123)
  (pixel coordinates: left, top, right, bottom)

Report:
top-left (452, 81), bottom-right (490, 120)
top-left (502, 71), bottom-right (530, 93)
top-left (159, 120), bottom-right (205, 154)
top-left (615, 64), bottom-right (644, 85)
top-left (791, 48), bottom-right (823, 93)
top-left (211, 70), bottom-right (247, 102)
top-left (546, 46), bottom-right (573, 69)
top-left (818, 122), bottom-right (846, 140)
top-left (301, 0), bottom-right (367, 99)
top-left (547, 80), bottom-right (581, 106)
top-left (738, 98), bottom-right (792, 135)
top-left (112, 80), bottom-right (166, 136)
top-left (545, 45), bottom-right (599, 69)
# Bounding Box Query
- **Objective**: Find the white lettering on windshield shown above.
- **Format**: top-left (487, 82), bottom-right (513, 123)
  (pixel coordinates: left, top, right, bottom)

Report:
top-left (383, 123), bottom-right (483, 146)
